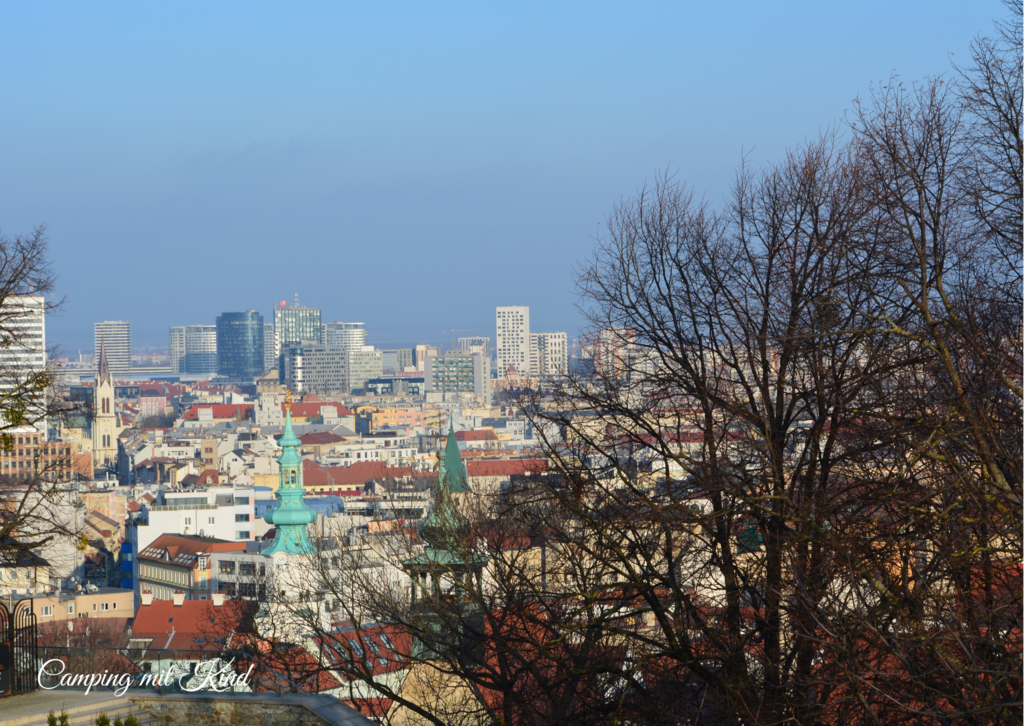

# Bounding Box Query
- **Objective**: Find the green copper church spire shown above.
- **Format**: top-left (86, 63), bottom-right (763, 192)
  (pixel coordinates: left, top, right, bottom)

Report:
top-left (263, 392), bottom-right (317, 555)
top-left (437, 420), bottom-right (470, 494)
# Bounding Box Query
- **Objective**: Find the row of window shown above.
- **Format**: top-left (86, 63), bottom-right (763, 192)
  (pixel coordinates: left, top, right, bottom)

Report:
top-left (40, 601), bottom-right (117, 617)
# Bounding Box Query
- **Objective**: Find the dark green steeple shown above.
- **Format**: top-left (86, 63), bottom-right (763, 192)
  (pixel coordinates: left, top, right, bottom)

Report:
top-left (437, 421), bottom-right (470, 494)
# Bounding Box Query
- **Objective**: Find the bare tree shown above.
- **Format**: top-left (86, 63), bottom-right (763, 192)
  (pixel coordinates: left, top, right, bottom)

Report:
top-left (0, 225), bottom-right (81, 558)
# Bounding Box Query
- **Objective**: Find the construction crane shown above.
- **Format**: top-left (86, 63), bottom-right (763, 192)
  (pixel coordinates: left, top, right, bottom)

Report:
top-left (444, 329), bottom-right (484, 353)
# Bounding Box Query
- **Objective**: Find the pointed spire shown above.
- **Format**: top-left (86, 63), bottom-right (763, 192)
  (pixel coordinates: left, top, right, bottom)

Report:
top-left (438, 420), bottom-right (470, 494)
top-left (263, 389), bottom-right (316, 555)
top-left (97, 339), bottom-right (112, 386)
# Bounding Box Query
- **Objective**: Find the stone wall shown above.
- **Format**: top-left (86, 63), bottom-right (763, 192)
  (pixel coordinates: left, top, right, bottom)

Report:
top-left (129, 692), bottom-right (373, 726)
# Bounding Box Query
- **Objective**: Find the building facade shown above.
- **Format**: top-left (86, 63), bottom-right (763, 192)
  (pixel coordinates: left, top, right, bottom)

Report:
top-left (169, 325), bottom-right (218, 375)
top-left (382, 348), bottom-right (414, 375)
top-left (263, 323), bottom-right (276, 372)
top-left (424, 353), bottom-right (491, 401)
top-left (458, 336), bottom-right (490, 357)
top-left (273, 304), bottom-right (321, 360)
top-left (0, 296), bottom-right (47, 432)
top-left (216, 311), bottom-right (265, 380)
top-left (496, 306), bottom-right (530, 377)
top-left (322, 322), bottom-right (367, 349)
top-left (531, 331), bottom-right (568, 376)
top-left (94, 321), bottom-right (131, 378)
top-left (282, 343), bottom-right (349, 394)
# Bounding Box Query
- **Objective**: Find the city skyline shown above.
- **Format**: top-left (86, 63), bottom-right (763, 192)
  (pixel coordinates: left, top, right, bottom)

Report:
top-left (0, 2), bottom-right (997, 354)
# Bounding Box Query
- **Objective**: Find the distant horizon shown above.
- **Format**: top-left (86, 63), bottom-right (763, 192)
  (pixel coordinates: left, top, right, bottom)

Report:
top-left (1, 2), bottom-right (1001, 360)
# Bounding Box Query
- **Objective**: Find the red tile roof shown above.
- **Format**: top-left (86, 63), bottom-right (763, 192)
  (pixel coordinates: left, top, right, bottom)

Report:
top-left (138, 534), bottom-right (245, 568)
top-left (298, 431), bottom-right (346, 445)
top-left (456, 430), bottom-right (499, 442)
top-left (302, 460), bottom-right (412, 488)
top-left (181, 404), bottom-right (254, 421)
top-left (466, 459), bottom-right (548, 478)
top-left (133, 598), bottom-right (254, 652)
top-left (197, 469), bottom-right (219, 484)
top-left (284, 402), bottom-right (353, 417)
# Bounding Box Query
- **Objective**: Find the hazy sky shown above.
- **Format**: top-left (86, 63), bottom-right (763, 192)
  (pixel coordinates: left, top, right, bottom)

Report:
top-left (0, 1), bottom-right (1003, 353)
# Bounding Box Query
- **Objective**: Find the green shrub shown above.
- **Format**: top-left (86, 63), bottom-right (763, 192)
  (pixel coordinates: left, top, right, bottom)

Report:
top-left (114, 716), bottom-right (124, 726)
top-left (58, 708), bottom-right (71, 726)
top-left (47, 710), bottom-right (58, 726)
top-left (95, 713), bottom-right (111, 726)
top-left (123, 713), bottom-right (140, 726)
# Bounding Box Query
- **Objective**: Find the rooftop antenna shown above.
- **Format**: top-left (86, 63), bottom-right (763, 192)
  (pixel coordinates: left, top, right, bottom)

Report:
top-left (294, 291), bottom-right (299, 308)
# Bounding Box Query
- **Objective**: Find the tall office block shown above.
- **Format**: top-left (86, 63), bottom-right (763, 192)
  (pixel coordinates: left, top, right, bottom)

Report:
top-left (274, 304), bottom-right (321, 379)
top-left (322, 322), bottom-right (367, 349)
top-left (458, 336), bottom-right (490, 357)
top-left (169, 325), bottom-right (217, 375)
top-left (94, 321), bottom-right (131, 378)
top-left (0, 296), bottom-right (47, 431)
top-left (425, 352), bottom-right (491, 402)
top-left (263, 324), bottom-right (276, 372)
top-left (216, 311), bottom-right (265, 380)
top-left (496, 306), bottom-right (530, 377)
top-left (531, 332), bottom-right (568, 376)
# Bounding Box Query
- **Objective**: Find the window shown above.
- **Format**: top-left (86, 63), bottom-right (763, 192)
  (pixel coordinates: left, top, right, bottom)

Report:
top-left (185, 517), bottom-right (192, 525)
top-left (41, 606), bottom-right (52, 617)
top-left (239, 563), bottom-right (256, 577)
top-left (236, 531), bottom-right (250, 539)
top-left (93, 604), bottom-right (97, 612)
top-left (112, 602), bottom-right (117, 610)
top-left (67, 604), bottom-right (74, 615)
top-left (218, 561), bottom-right (235, 574)
top-left (235, 514), bottom-right (250, 522)
top-left (235, 497), bottom-right (249, 505)
top-left (101, 603), bottom-right (109, 611)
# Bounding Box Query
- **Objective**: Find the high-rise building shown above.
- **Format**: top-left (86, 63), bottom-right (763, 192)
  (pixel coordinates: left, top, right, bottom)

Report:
top-left (531, 332), bottom-right (568, 376)
top-left (322, 322), bottom-right (367, 349)
top-left (168, 325), bottom-right (217, 375)
top-left (381, 349), bottom-right (414, 375)
top-left (263, 324), bottom-right (276, 372)
top-left (282, 344), bottom-right (382, 395)
top-left (413, 344), bottom-right (439, 372)
top-left (0, 296), bottom-right (47, 432)
top-left (424, 352), bottom-right (491, 402)
top-left (457, 336), bottom-right (491, 357)
top-left (216, 311), bottom-right (265, 380)
top-left (496, 306), bottom-right (530, 377)
top-left (273, 303), bottom-right (321, 378)
top-left (94, 321), bottom-right (131, 378)
top-left (282, 343), bottom-right (348, 394)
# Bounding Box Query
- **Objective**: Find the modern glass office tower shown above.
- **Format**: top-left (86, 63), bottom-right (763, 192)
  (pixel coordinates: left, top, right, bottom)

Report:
top-left (216, 311), bottom-right (265, 380)
top-left (274, 304), bottom-right (321, 379)
top-left (169, 325), bottom-right (218, 374)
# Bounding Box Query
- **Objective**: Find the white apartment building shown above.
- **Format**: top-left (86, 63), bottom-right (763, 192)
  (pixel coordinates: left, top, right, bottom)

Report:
top-left (94, 321), bottom-right (131, 378)
top-left (169, 325), bottom-right (218, 375)
top-left (531, 331), bottom-right (568, 376)
top-left (133, 487), bottom-right (264, 552)
top-left (0, 296), bottom-right (47, 432)
top-left (458, 336), bottom-right (490, 357)
top-left (263, 323), bottom-right (276, 372)
top-left (322, 322), bottom-right (367, 349)
top-left (496, 306), bottom-right (530, 377)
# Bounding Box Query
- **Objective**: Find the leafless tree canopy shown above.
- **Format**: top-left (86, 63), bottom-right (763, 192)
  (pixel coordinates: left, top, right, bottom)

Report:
top-left (246, 8), bottom-right (1021, 725)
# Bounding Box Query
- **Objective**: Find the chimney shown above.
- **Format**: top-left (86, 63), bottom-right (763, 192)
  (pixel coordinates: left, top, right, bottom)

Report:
top-left (172, 590), bottom-right (185, 607)
top-left (141, 590), bottom-right (153, 606)
top-left (211, 591), bottom-right (225, 607)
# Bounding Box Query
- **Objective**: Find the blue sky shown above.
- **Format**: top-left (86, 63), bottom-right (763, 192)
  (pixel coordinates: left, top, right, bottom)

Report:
top-left (0, 1), bottom-right (1004, 352)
